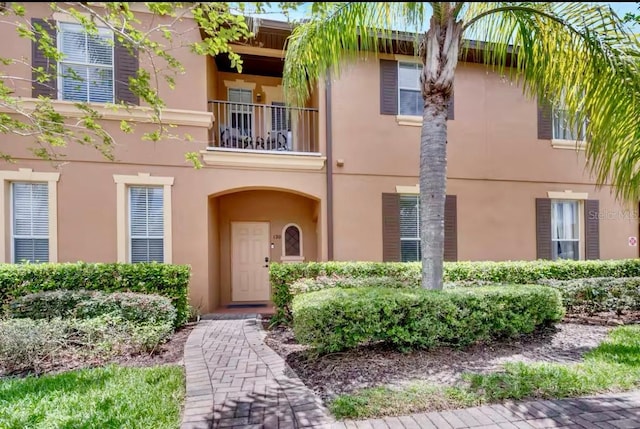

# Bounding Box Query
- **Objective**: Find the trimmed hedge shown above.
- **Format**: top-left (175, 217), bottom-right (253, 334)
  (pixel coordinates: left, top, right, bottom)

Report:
top-left (9, 290), bottom-right (177, 325)
top-left (538, 277), bottom-right (640, 315)
top-left (0, 262), bottom-right (190, 326)
top-left (292, 285), bottom-right (564, 353)
top-left (271, 259), bottom-right (640, 323)
top-left (290, 275), bottom-right (417, 296)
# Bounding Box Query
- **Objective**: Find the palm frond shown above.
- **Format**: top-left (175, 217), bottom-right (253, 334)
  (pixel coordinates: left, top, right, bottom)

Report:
top-left (283, 2), bottom-right (430, 106)
top-left (464, 2), bottom-right (640, 202)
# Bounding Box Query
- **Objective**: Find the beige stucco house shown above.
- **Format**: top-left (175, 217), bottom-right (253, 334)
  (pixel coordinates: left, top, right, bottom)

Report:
top-left (1, 4), bottom-right (638, 313)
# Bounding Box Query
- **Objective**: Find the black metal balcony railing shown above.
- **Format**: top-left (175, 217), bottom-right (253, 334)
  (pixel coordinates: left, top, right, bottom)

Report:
top-left (208, 100), bottom-right (319, 153)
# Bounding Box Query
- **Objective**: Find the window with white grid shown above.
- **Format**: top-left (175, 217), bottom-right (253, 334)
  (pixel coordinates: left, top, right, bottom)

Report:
top-left (129, 186), bottom-right (164, 263)
top-left (58, 22), bottom-right (114, 103)
top-left (12, 182), bottom-right (49, 263)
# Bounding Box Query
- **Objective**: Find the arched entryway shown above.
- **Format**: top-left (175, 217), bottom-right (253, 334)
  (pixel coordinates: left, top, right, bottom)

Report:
top-left (208, 188), bottom-right (320, 308)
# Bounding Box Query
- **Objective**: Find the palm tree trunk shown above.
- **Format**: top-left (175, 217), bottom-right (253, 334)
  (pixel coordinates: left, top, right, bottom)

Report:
top-left (420, 97), bottom-right (449, 290)
top-left (419, 13), bottom-right (462, 290)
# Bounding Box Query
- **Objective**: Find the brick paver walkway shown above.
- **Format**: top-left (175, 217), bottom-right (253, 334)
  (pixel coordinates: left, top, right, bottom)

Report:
top-left (181, 315), bottom-right (333, 428)
top-left (181, 315), bottom-right (640, 429)
top-left (333, 392), bottom-right (640, 429)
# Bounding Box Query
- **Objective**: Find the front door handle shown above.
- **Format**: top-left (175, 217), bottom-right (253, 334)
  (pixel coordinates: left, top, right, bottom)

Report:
top-left (265, 256), bottom-right (270, 263)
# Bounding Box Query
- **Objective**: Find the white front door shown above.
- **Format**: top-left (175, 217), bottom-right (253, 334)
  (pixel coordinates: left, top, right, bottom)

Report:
top-left (231, 222), bottom-right (270, 301)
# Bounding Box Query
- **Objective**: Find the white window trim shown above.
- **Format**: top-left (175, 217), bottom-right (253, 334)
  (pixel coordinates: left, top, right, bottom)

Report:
top-left (396, 115), bottom-right (422, 127)
top-left (113, 173), bottom-right (173, 263)
top-left (57, 22), bottom-right (115, 103)
top-left (281, 223), bottom-right (304, 262)
top-left (551, 139), bottom-right (586, 151)
top-left (0, 169), bottom-right (60, 263)
top-left (396, 61), bottom-right (423, 121)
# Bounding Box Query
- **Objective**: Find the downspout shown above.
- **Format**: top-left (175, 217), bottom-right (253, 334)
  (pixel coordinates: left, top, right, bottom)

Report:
top-left (325, 72), bottom-right (334, 260)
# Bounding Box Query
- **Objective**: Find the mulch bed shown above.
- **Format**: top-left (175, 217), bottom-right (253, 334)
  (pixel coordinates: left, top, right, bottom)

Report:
top-left (0, 323), bottom-right (195, 379)
top-left (264, 321), bottom-right (613, 400)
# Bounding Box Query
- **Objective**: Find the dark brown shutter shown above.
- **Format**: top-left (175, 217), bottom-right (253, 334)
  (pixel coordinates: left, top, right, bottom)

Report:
top-left (537, 97), bottom-right (553, 140)
top-left (31, 18), bottom-right (57, 99)
top-left (380, 59), bottom-right (398, 115)
top-left (114, 39), bottom-right (139, 105)
top-left (444, 195), bottom-right (457, 261)
top-left (536, 198), bottom-right (552, 259)
top-left (447, 94), bottom-right (455, 120)
top-left (382, 193), bottom-right (401, 261)
top-left (584, 199), bottom-right (600, 260)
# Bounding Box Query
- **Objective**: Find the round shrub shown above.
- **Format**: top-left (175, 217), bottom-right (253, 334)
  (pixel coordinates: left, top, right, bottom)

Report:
top-left (9, 290), bottom-right (177, 326)
top-left (292, 285), bottom-right (564, 354)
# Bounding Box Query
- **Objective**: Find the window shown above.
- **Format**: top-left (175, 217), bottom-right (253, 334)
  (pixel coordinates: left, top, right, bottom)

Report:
top-left (129, 186), bottom-right (164, 263)
top-left (228, 88), bottom-right (254, 138)
top-left (114, 173), bottom-right (173, 263)
top-left (398, 62), bottom-right (422, 116)
top-left (551, 200), bottom-right (580, 260)
top-left (284, 224), bottom-right (301, 257)
top-left (12, 182), bottom-right (49, 263)
top-left (281, 223), bottom-right (304, 262)
top-left (271, 102), bottom-right (290, 133)
top-left (400, 195), bottom-right (420, 262)
top-left (552, 92), bottom-right (586, 141)
top-left (59, 22), bottom-right (114, 103)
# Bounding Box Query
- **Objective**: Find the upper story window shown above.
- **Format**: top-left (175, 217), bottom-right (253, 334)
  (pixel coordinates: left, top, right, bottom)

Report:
top-left (129, 186), bottom-right (164, 263)
top-left (228, 88), bottom-right (254, 138)
top-left (12, 182), bottom-right (49, 263)
top-left (551, 200), bottom-right (580, 260)
top-left (552, 92), bottom-right (586, 141)
top-left (58, 22), bottom-right (114, 103)
top-left (398, 62), bottom-right (422, 116)
top-left (400, 195), bottom-right (420, 262)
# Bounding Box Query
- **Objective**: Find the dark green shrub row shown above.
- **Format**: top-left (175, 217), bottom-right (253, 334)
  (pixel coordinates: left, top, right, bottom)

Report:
top-left (0, 262), bottom-right (190, 326)
top-left (290, 275), bottom-right (417, 296)
top-left (271, 259), bottom-right (640, 323)
top-left (292, 285), bottom-right (564, 354)
top-left (9, 290), bottom-right (177, 325)
top-left (538, 277), bottom-right (640, 315)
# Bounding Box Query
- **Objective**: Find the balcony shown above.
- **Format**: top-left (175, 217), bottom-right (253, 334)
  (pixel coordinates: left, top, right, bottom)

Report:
top-left (203, 100), bottom-right (325, 171)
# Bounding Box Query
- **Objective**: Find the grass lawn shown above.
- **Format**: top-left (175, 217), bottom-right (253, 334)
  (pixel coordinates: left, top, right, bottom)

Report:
top-left (0, 364), bottom-right (184, 429)
top-left (330, 325), bottom-right (640, 419)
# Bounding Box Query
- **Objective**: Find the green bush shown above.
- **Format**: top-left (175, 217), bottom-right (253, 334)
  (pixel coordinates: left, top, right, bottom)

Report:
top-left (9, 290), bottom-right (177, 325)
top-left (271, 259), bottom-right (640, 324)
top-left (0, 315), bottom-right (173, 375)
top-left (538, 277), bottom-right (640, 315)
top-left (290, 275), bottom-right (418, 296)
top-left (0, 262), bottom-right (190, 326)
top-left (292, 285), bottom-right (564, 354)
